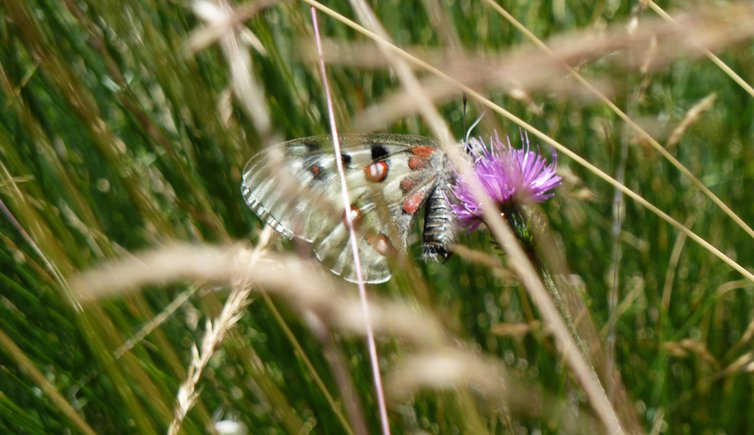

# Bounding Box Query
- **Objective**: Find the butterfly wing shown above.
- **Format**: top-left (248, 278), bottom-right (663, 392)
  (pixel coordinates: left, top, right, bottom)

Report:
top-left (241, 134), bottom-right (447, 283)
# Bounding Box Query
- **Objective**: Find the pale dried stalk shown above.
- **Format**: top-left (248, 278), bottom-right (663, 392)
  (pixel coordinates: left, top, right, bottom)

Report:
top-left (191, 0), bottom-right (273, 139)
top-left (386, 349), bottom-right (598, 432)
top-left (73, 242), bottom-right (602, 429)
top-left (72, 242), bottom-right (445, 346)
top-left (318, 1), bottom-right (754, 277)
top-left (166, 228), bottom-right (272, 435)
top-left (660, 217), bottom-right (694, 310)
top-left (309, 8), bottom-right (391, 434)
top-left (345, 2), bottom-right (754, 266)
top-left (186, 0), bottom-right (275, 53)
top-left (482, 0), bottom-right (754, 252)
top-left (305, 0), bottom-right (754, 288)
top-left (312, 2), bottom-right (754, 130)
top-left (307, 0), bottom-right (625, 432)
top-left (647, 0), bottom-right (754, 99)
top-left (666, 93), bottom-right (717, 149)
top-left (163, 5), bottom-right (286, 427)
top-left (332, 0), bottom-right (754, 275)
top-left (114, 286), bottom-right (200, 358)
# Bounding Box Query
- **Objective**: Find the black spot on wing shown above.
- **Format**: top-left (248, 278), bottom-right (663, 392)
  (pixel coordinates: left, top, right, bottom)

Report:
top-left (370, 144), bottom-right (390, 162)
top-left (340, 152), bottom-right (352, 167)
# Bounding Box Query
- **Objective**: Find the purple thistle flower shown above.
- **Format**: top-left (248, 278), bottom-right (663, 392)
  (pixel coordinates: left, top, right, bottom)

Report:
top-left (451, 132), bottom-right (562, 231)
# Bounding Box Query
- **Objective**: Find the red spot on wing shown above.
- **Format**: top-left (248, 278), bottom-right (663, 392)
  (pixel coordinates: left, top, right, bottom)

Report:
top-left (411, 146), bottom-right (436, 158)
top-left (408, 157), bottom-right (426, 170)
top-left (364, 161), bottom-right (389, 182)
top-left (343, 204), bottom-right (362, 228)
top-left (309, 164), bottom-right (321, 176)
top-left (369, 233), bottom-right (395, 257)
top-left (402, 190), bottom-right (428, 215)
top-left (408, 146), bottom-right (435, 171)
top-left (400, 175), bottom-right (419, 192)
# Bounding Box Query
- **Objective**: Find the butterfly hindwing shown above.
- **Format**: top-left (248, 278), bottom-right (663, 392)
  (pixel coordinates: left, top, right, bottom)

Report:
top-left (241, 134), bottom-right (448, 283)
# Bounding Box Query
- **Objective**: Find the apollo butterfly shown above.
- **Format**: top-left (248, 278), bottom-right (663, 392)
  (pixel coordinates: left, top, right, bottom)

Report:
top-left (241, 134), bottom-right (457, 283)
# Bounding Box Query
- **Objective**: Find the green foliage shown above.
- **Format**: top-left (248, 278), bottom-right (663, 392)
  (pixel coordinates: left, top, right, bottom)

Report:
top-left (2, 0), bottom-right (754, 433)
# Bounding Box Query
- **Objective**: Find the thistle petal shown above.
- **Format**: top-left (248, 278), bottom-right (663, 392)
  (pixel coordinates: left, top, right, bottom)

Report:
top-left (451, 132), bottom-right (562, 231)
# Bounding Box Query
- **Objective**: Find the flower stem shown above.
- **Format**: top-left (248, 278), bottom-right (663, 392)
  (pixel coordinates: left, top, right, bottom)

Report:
top-left (493, 209), bottom-right (596, 379)
top-left (538, 266), bottom-right (591, 360)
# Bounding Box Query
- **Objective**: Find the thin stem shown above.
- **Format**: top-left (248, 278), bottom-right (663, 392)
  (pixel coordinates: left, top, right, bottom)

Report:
top-left (538, 267), bottom-right (590, 364)
top-left (490, 210), bottom-right (604, 414)
top-left (310, 8), bottom-right (391, 435)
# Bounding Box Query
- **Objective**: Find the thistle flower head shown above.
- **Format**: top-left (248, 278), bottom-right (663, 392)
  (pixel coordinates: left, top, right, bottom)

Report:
top-left (451, 132), bottom-right (562, 231)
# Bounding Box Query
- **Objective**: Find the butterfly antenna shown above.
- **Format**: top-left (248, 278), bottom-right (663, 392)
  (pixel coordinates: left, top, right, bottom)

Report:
top-left (462, 94), bottom-right (468, 134)
top-left (464, 112), bottom-right (486, 149)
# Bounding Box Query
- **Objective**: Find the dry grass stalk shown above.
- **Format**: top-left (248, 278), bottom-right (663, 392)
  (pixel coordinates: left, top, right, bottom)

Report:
top-left (306, 0), bottom-right (754, 295)
top-left (647, 0), bottom-right (754, 99)
top-left (186, 0), bottom-right (275, 54)
top-left (72, 241), bottom-right (446, 346)
top-left (720, 352), bottom-right (754, 377)
top-left (480, 0), bottom-right (754, 271)
top-left (72, 240), bottom-right (608, 430)
top-left (113, 286), bottom-right (200, 359)
top-left (314, 2), bottom-right (754, 131)
top-left (309, 8), bottom-right (391, 433)
top-left (167, 228), bottom-right (272, 435)
top-left (307, 0), bottom-right (626, 432)
top-left (451, 243), bottom-right (513, 277)
top-left (386, 348), bottom-right (505, 400)
top-left (666, 93), bottom-right (717, 149)
top-left (191, 0), bottom-right (275, 140)
top-left (386, 348), bottom-right (598, 432)
top-left (491, 321), bottom-right (546, 338)
top-left (660, 218), bottom-right (694, 310)
top-left (662, 339), bottom-right (719, 368)
top-left (327, 0), bottom-right (754, 293)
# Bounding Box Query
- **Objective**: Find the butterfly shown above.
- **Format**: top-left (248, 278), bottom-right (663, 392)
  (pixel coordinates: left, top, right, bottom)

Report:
top-left (241, 134), bottom-right (457, 284)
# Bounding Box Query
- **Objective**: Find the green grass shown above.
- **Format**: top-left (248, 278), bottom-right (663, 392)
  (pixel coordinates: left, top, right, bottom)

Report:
top-left (2, 0), bottom-right (754, 433)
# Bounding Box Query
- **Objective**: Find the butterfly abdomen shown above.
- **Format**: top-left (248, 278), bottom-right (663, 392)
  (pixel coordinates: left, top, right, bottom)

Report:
top-left (419, 148), bottom-right (456, 262)
top-left (422, 182), bottom-right (456, 262)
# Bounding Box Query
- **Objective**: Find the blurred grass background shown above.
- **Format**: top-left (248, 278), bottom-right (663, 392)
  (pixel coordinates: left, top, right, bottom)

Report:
top-left (2, 0), bottom-right (754, 433)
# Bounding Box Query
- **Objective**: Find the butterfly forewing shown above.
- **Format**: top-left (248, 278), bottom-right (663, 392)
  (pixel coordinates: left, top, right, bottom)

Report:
top-left (241, 134), bottom-right (450, 283)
